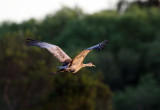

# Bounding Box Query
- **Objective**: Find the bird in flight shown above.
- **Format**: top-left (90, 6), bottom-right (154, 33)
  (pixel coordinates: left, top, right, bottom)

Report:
top-left (26, 39), bottom-right (108, 74)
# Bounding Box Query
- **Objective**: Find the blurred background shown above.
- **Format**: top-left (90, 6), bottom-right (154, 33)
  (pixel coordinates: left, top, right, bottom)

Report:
top-left (0, 0), bottom-right (160, 110)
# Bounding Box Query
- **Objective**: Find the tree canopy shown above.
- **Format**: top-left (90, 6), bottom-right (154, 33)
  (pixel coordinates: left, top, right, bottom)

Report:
top-left (0, 5), bottom-right (160, 110)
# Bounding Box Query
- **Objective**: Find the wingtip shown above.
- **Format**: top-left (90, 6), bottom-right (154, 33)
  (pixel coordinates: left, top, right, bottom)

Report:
top-left (25, 38), bottom-right (38, 46)
top-left (96, 40), bottom-right (109, 51)
top-left (86, 40), bottom-right (109, 51)
top-left (26, 38), bottom-right (35, 42)
top-left (103, 40), bottom-right (109, 44)
top-left (25, 38), bottom-right (31, 45)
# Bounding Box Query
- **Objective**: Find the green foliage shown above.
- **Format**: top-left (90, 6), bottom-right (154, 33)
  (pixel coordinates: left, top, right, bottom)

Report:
top-left (0, 32), bottom-right (112, 110)
top-left (0, 6), bottom-right (160, 110)
top-left (42, 73), bottom-right (112, 110)
top-left (113, 74), bottom-right (160, 110)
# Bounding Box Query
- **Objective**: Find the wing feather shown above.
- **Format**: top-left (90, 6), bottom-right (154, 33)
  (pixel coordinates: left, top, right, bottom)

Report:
top-left (26, 39), bottom-right (72, 63)
top-left (72, 40), bottom-right (108, 65)
top-left (71, 50), bottom-right (91, 66)
top-left (87, 40), bottom-right (108, 51)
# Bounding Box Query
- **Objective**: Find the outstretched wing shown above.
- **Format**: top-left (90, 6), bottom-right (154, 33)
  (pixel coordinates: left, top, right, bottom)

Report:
top-left (71, 40), bottom-right (108, 65)
top-left (26, 39), bottom-right (72, 63)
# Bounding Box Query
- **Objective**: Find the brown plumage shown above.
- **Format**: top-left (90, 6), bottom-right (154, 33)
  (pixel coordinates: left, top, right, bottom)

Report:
top-left (26, 39), bottom-right (108, 74)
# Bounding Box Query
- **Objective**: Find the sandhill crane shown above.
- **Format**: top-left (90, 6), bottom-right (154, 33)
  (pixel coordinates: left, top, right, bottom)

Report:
top-left (26, 39), bottom-right (108, 73)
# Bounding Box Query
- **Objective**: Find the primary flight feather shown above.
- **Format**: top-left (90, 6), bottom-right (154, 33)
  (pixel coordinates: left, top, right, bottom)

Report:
top-left (26, 39), bottom-right (108, 74)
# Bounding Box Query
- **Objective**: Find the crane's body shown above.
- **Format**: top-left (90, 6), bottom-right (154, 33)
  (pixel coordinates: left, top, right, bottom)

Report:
top-left (26, 39), bottom-right (108, 74)
top-left (58, 62), bottom-right (95, 73)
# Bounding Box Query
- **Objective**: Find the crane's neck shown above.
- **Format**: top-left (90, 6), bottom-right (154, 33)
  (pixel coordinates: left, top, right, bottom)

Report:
top-left (82, 62), bottom-right (95, 68)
